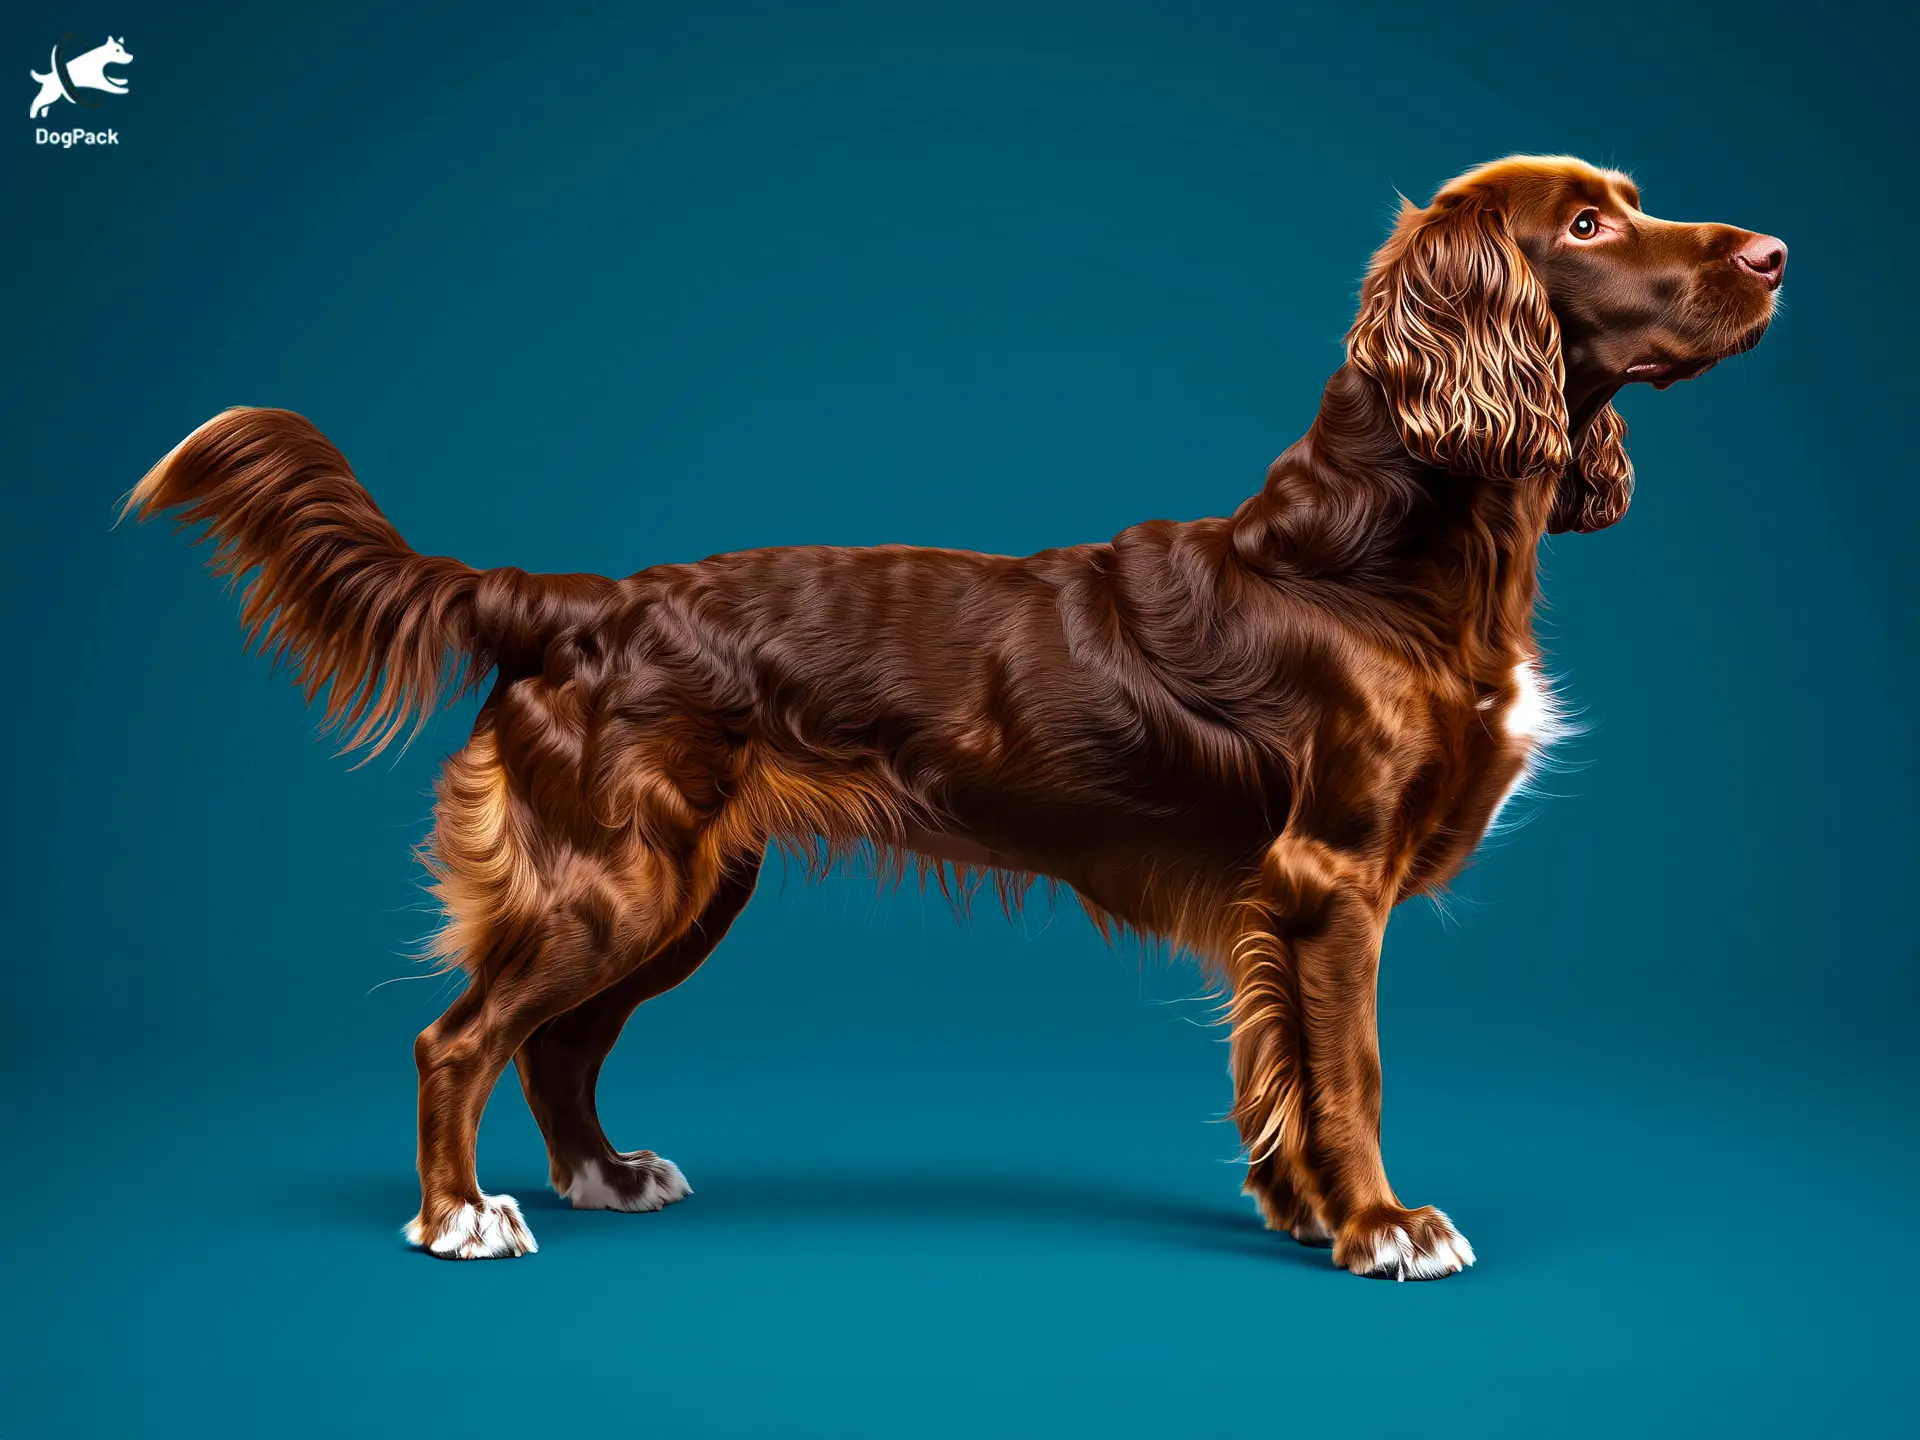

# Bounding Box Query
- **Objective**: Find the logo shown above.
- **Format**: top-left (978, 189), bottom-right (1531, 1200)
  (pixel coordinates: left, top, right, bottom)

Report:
top-left (29, 33), bottom-right (131, 144)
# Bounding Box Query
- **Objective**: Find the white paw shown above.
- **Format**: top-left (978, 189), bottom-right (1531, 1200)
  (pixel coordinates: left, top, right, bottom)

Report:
top-left (405, 1194), bottom-right (537, 1259)
top-left (557, 1153), bottom-right (690, 1213)
top-left (1337, 1206), bottom-right (1474, 1281)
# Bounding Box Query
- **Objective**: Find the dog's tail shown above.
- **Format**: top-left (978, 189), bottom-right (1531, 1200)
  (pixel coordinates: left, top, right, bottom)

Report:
top-left (122, 407), bottom-right (611, 758)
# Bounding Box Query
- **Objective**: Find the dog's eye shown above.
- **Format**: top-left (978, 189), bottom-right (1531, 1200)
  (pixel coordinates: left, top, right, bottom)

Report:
top-left (1569, 210), bottom-right (1601, 240)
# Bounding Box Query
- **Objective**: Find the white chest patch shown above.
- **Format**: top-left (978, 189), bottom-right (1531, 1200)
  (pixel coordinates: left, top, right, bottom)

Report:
top-left (1486, 658), bottom-right (1574, 833)
top-left (1503, 659), bottom-right (1560, 745)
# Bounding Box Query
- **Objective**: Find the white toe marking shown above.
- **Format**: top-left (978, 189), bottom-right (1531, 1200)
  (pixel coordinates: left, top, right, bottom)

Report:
top-left (1370, 1225), bottom-right (1416, 1280)
top-left (1404, 1213), bottom-right (1477, 1280)
top-left (405, 1193), bottom-right (537, 1260)
top-left (559, 1155), bottom-right (690, 1213)
top-left (1355, 1210), bottom-right (1474, 1280)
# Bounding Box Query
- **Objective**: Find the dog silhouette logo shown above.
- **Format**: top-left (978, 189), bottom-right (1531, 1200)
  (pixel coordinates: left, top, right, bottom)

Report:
top-left (29, 34), bottom-right (132, 119)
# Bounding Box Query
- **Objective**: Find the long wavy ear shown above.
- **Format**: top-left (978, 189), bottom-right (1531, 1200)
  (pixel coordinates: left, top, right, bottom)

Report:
top-left (1347, 198), bottom-right (1569, 484)
top-left (1549, 403), bottom-right (1633, 532)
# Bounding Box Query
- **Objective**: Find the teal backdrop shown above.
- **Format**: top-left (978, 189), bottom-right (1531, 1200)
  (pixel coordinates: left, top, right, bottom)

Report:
top-left (4, 1), bottom-right (1915, 1434)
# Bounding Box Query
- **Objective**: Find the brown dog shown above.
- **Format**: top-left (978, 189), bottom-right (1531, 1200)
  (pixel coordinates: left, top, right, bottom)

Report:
top-left (126, 156), bottom-right (1782, 1276)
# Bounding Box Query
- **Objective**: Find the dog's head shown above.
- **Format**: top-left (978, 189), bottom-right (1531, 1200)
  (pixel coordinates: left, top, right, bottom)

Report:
top-left (1346, 155), bottom-right (1783, 534)
top-left (99, 35), bottom-right (133, 65)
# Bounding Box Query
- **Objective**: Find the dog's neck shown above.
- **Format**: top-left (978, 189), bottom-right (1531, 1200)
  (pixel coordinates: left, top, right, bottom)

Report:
top-left (1565, 372), bottom-right (1623, 438)
top-left (1228, 363), bottom-right (1558, 670)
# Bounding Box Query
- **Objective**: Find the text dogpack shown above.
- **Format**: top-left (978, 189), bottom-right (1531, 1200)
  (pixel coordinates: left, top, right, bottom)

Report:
top-left (36, 126), bottom-right (119, 147)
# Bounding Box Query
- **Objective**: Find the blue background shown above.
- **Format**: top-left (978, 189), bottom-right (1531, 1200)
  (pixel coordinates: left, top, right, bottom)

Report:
top-left (4, 1), bottom-right (1915, 1434)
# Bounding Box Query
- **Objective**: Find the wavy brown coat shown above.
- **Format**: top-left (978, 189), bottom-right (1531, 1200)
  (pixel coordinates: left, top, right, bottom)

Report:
top-left (126, 155), bottom-right (1784, 1277)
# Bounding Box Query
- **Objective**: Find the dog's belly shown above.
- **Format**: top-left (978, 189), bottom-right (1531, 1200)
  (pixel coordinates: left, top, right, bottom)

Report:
top-left (898, 820), bottom-right (1239, 888)
top-left (901, 825), bottom-right (1004, 870)
top-left (895, 794), bottom-right (1271, 957)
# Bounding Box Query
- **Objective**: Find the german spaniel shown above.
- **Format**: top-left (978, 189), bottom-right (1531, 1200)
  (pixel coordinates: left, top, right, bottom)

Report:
top-left (126, 156), bottom-right (1784, 1277)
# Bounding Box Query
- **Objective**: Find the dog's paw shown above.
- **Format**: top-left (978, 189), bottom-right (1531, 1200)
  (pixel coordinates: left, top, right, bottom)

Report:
top-left (1288, 1210), bottom-right (1335, 1248)
top-left (556, 1152), bottom-right (691, 1213)
top-left (1243, 1177), bottom-right (1334, 1248)
top-left (1333, 1205), bottom-right (1474, 1281)
top-left (405, 1194), bottom-right (537, 1260)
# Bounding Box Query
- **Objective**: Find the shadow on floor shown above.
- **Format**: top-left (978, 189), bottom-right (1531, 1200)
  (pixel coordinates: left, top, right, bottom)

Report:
top-left (554, 1159), bottom-right (1331, 1266)
top-left (270, 1161), bottom-right (1332, 1267)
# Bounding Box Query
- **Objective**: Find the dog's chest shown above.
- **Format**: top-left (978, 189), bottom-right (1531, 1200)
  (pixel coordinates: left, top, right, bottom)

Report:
top-left (1475, 657), bottom-right (1569, 825)
top-left (1489, 658), bottom-right (1560, 753)
top-left (1402, 658), bottom-right (1566, 892)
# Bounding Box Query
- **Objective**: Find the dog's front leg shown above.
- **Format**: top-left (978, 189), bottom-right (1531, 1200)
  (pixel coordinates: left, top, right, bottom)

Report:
top-left (1227, 836), bottom-right (1473, 1280)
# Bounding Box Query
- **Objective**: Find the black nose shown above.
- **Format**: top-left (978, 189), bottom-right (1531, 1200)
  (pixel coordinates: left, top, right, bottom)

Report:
top-left (1734, 233), bottom-right (1788, 290)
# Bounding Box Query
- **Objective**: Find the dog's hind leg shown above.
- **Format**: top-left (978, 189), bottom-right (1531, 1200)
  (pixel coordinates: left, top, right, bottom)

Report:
top-left (406, 892), bottom-right (678, 1259)
top-left (406, 812), bottom-right (725, 1257)
top-left (513, 849), bottom-right (763, 1212)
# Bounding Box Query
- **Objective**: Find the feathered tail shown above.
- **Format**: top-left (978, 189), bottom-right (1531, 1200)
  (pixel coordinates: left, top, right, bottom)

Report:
top-left (122, 407), bottom-right (606, 757)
